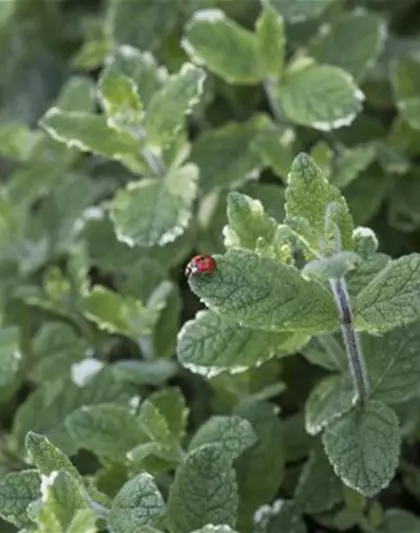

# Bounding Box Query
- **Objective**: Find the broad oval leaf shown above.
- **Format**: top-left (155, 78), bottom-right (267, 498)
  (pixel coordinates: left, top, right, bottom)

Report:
top-left (0, 469), bottom-right (41, 528)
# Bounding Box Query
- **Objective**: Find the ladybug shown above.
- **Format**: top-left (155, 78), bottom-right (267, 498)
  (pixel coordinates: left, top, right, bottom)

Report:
top-left (185, 255), bottom-right (217, 277)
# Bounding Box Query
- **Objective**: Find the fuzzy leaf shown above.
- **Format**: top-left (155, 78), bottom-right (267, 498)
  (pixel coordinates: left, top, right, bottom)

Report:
top-left (322, 400), bottom-right (400, 497)
top-left (271, 0), bottom-right (335, 22)
top-left (256, 4), bottom-right (285, 82)
top-left (144, 64), bottom-right (205, 148)
top-left (184, 10), bottom-right (260, 84)
top-left (108, 473), bottom-right (165, 533)
top-left (191, 527), bottom-right (238, 533)
top-left (356, 254), bottom-right (420, 333)
top-left (0, 470), bottom-right (40, 528)
top-left (251, 128), bottom-right (295, 181)
top-left (278, 63), bottom-right (364, 131)
top-left (188, 249), bottom-right (338, 334)
top-left (110, 164), bottom-right (198, 247)
top-left (189, 415), bottom-right (256, 460)
top-left (254, 499), bottom-right (307, 533)
top-left (166, 444), bottom-right (239, 533)
top-left (177, 310), bottom-right (308, 377)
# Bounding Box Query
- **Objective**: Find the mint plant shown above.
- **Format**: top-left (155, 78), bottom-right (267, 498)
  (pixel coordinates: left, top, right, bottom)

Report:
top-left (1, 1), bottom-right (420, 533)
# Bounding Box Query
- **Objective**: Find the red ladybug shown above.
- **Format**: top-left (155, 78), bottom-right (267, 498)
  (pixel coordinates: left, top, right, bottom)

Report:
top-left (185, 255), bottom-right (217, 277)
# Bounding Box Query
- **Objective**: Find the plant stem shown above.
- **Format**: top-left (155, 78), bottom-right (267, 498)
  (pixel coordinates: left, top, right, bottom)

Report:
top-left (329, 276), bottom-right (369, 405)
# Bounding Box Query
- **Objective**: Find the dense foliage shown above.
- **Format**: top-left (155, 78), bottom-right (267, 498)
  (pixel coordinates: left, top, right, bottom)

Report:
top-left (1, 0), bottom-right (420, 532)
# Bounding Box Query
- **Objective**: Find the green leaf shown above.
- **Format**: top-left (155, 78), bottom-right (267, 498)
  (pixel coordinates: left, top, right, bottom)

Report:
top-left (271, 0), bottom-right (335, 22)
top-left (286, 153), bottom-right (354, 255)
top-left (251, 127), bottom-right (295, 182)
top-left (0, 326), bottom-right (21, 388)
top-left (256, 4), bottom-right (285, 82)
top-left (330, 144), bottom-right (377, 189)
top-left (25, 432), bottom-right (82, 481)
top-left (307, 11), bottom-right (386, 81)
top-left (355, 254), bottom-right (420, 333)
top-left (191, 527), bottom-right (239, 533)
top-left (302, 252), bottom-right (361, 281)
top-left (301, 333), bottom-right (347, 372)
top-left (177, 310), bottom-right (309, 377)
top-left (278, 61), bottom-right (364, 130)
top-left (81, 285), bottom-right (166, 340)
top-left (234, 402), bottom-right (285, 528)
top-left (56, 76), bottom-right (96, 113)
top-left (189, 415), bottom-right (256, 460)
top-left (305, 375), bottom-right (355, 435)
top-left (188, 249), bottom-right (338, 334)
top-left (376, 509), bottom-right (420, 533)
top-left (110, 164), bottom-right (198, 247)
top-left (137, 398), bottom-right (179, 452)
top-left (144, 64), bottom-right (205, 148)
top-left (0, 469), bottom-right (40, 528)
top-left (322, 400), bottom-right (400, 496)
top-left (166, 444), bottom-right (239, 533)
top-left (108, 473), bottom-right (165, 533)
top-left (108, 46), bottom-right (167, 107)
top-left (148, 387), bottom-right (188, 442)
top-left (183, 10), bottom-right (260, 84)
top-left (40, 108), bottom-right (147, 174)
top-left (363, 324), bottom-right (420, 404)
top-left (191, 116), bottom-right (268, 194)
top-left (98, 67), bottom-right (143, 132)
top-left (254, 499), bottom-right (307, 533)
top-left (66, 404), bottom-right (143, 461)
top-left (391, 56), bottom-right (420, 131)
top-left (66, 509), bottom-right (98, 533)
top-left (295, 442), bottom-right (343, 514)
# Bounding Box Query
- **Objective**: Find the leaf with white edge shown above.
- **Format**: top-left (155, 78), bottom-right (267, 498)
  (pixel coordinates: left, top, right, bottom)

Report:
top-left (363, 324), bottom-right (420, 404)
top-left (183, 10), bottom-right (260, 84)
top-left (0, 469), bottom-right (40, 528)
top-left (192, 116), bottom-right (269, 194)
top-left (391, 56), bottom-right (420, 131)
top-left (302, 252), bottom-right (361, 281)
top-left (66, 404), bottom-right (143, 461)
top-left (347, 252), bottom-right (390, 297)
top-left (286, 153), bottom-right (354, 255)
top-left (305, 374), bottom-right (355, 436)
top-left (308, 11), bottom-right (387, 82)
top-left (110, 164), bottom-right (198, 247)
top-left (108, 473), bottom-right (165, 533)
top-left (98, 67), bottom-right (143, 132)
top-left (251, 127), bottom-right (295, 182)
top-left (256, 4), bottom-right (285, 82)
top-left (189, 249), bottom-right (338, 334)
top-left (191, 527), bottom-right (239, 533)
top-left (278, 62), bottom-right (364, 131)
top-left (254, 499), bottom-right (307, 533)
top-left (0, 326), bottom-right (21, 388)
top-left (108, 46), bottom-right (167, 107)
top-left (355, 254), bottom-right (420, 333)
top-left (234, 402), bottom-right (285, 528)
top-left (188, 415), bottom-right (256, 461)
top-left (177, 310), bottom-right (309, 377)
top-left (295, 442), bottom-right (343, 514)
top-left (166, 444), bottom-right (239, 533)
top-left (144, 64), bottom-right (205, 148)
top-left (271, 0), bottom-right (335, 22)
top-left (82, 285), bottom-right (164, 340)
top-left (25, 432), bottom-right (82, 481)
top-left (224, 192), bottom-right (277, 251)
top-left (39, 108), bottom-right (148, 175)
top-left (376, 509), bottom-right (420, 533)
top-left (322, 400), bottom-right (400, 497)
top-left (66, 508), bottom-right (97, 533)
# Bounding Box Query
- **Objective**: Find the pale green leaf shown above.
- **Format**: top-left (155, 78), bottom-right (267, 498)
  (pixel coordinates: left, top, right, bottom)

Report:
top-left (285, 153), bottom-right (354, 255)
top-left (191, 116), bottom-right (268, 194)
top-left (308, 11), bottom-right (386, 81)
top-left (188, 415), bottom-right (256, 460)
top-left (0, 469), bottom-right (40, 528)
top-left (295, 442), bottom-right (343, 514)
top-left (0, 326), bottom-right (21, 388)
top-left (391, 56), bottom-right (420, 131)
top-left (98, 67), bottom-right (143, 132)
top-left (302, 252), bottom-right (361, 281)
top-left (25, 432), bottom-right (82, 481)
top-left (301, 333), bottom-right (347, 372)
top-left (166, 444), bottom-right (239, 533)
top-left (188, 249), bottom-right (338, 334)
top-left (251, 127), bottom-right (295, 182)
top-left (322, 400), bottom-right (400, 496)
top-left (177, 310), bottom-right (309, 377)
top-left (254, 499), bottom-right (307, 533)
top-left (271, 0), bottom-right (335, 22)
top-left (330, 144), bottom-right (377, 189)
top-left (278, 62), bottom-right (364, 131)
top-left (113, 360), bottom-right (178, 387)
top-left (305, 375), bottom-right (355, 435)
top-left (108, 473), bottom-right (165, 533)
top-left (145, 64), bottom-right (205, 148)
top-left (191, 526), bottom-right (238, 533)
top-left (355, 254), bottom-right (420, 333)
top-left (66, 508), bottom-right (97, 533)
top-left (183, 10), bottom-right (260, 84)
top-left (148, 387), bottom-right (188, 442)
top-left (0, 122), bottom-right (39, 161)
top-left (256, 4), bottom-right (285, 82)
top-left (40, 108), bottom-right (148, 174)
top-left (66, 404), bottom-right (143, 461)
top-left (376, 509), bottom-right (420, 533)
top-left (137, 398), bottom-right (179, 452)
top-left (56, 76), bottom-right (96, 113)
top-left (347, 252), bottom-right (390, 297)
top-left (110, 164), bottom-right (198, 247)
